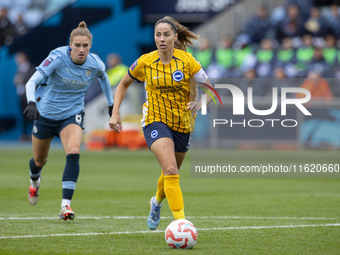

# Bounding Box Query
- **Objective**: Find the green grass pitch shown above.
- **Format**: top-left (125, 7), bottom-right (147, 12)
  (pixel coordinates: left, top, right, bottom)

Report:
top-left (0, 148), bottom-right (339, 254)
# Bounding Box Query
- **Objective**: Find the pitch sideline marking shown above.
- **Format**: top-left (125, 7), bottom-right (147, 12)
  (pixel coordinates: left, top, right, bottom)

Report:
top-left (0, 223), bottom-right (339, 240)
top-left (0, 216), bottom-right (338, 220)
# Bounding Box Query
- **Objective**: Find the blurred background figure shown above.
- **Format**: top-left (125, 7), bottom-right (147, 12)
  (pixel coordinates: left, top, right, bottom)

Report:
top-left (304, 6), bottom-right (330, 38)
top-left (12, 13), bottom-right (29, 39)
top-left (244, 4), bottom-right (271, 45)
top-left (295, 34), bottom-right (315, 77)
top-left (297, 70), bottom-right (333, 102)
top-left (193, 37), bottom-right (213, 70)
top-left (275, 37), bottom-right (297, 78)
top-left (13, 51), bottom-right (35, 141)
top-left (308, 47), bottom-right (329, 76)
top-left (275, 4), bottom-right (305, 43)
top-left (0, 7), bottom-right (14, 46)
top-left (239, 68), bottom-right (270, 97)
top-left (214, 35), bottom-right (234, 78)
top-left (326, 3), bottom-right (340, 39)
top-left (106, 53), bottom-right (128, 88)
top-left (253, 38), bottom-right (275, 78)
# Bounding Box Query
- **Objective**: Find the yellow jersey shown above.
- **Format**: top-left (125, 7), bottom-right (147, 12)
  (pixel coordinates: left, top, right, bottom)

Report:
top-left (128, 49), bottom-right (201, 133)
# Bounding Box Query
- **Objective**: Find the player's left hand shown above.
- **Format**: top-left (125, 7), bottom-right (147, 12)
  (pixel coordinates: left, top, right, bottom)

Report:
top-left (187, 101), bottom-right (201, 115)
top-left (108, 104), bottom-right (113, 117)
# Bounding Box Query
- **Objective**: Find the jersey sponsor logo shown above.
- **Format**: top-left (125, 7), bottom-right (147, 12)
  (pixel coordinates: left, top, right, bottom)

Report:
top-left (172, 70), bottom-right (184, 82)
top-left (151, 130), bottom-right (158, 138)
top-left (130, 60), bottom-right (137, 71)
top-left (43, 57), bottom-right (53, 66)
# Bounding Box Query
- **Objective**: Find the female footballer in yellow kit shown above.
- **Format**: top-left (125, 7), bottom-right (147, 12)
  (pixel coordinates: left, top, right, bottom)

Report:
top-left (109, 16), bottom-right (211, 230)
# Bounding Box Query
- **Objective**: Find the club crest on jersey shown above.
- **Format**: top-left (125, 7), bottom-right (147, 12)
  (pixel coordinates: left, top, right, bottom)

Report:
top-left (86, 70), bottom-right (92, 76)
top-left (43, 57), bottom-right (53, 66)
top-left (172, 70), bottom-right (184, 82)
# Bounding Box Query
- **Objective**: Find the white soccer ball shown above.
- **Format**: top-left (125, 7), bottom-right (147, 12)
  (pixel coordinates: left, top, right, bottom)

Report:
top-left (165, 219), bottom-right (198, 249)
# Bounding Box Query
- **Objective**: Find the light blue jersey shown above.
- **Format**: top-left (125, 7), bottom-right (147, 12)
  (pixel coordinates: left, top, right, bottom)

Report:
top-left (35, 46), bottom-right (113, 120)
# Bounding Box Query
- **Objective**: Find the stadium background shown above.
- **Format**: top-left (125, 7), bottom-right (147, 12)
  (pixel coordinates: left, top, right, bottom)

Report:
top-left (0, 1), bottom-right (339, 254)
top-left (0, 0), bottom-right (340, 150)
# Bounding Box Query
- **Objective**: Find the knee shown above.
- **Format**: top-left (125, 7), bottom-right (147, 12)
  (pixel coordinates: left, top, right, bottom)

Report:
top-left (163, 165), bottom-right (179, 176)
top-left (66, 146), bottom-right (80, 155)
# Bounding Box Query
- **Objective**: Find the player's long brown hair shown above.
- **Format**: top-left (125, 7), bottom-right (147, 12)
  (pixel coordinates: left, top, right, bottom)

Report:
top-left (70, 21), bottom-right (93, 43)
top-left (155, 16), bottom-right (199, 51)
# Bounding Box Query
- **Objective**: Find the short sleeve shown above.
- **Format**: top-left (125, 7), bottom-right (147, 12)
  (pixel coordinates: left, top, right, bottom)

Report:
top-left (128, 55), bottom-right (146, 82)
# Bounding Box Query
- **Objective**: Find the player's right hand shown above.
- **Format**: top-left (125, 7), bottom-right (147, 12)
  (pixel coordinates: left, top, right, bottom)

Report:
top-left (109, 113), bottom-right (122, 134)
top-left (23, 101), bottom-right (40, 121)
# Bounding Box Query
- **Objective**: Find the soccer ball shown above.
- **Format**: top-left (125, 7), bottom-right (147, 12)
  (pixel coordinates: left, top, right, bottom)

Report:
top-left (165, 219), bottom-right (198, 249)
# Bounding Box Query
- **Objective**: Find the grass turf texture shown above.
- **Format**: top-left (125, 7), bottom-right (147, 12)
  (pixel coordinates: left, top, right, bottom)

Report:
top-left (0, 148), bottom-right (339, 254)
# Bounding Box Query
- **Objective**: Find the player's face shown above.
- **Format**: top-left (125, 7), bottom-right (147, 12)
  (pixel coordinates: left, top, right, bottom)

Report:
top-left (69, 35), bottom-right (92, 64)
top-left (154, 23), bottom-right (177, 52)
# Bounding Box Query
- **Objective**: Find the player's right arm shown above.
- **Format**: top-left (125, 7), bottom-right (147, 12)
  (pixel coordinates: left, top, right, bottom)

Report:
top-left (109, 56), bottom-right (146, 133)
top-left (108, 73), bottom-right (134, 133)
top-left (23, 71), bottom-right (45, 120)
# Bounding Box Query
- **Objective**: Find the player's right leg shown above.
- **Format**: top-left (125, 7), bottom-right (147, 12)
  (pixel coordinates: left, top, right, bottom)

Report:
top-left (28, 135), bottom-right (53, 205)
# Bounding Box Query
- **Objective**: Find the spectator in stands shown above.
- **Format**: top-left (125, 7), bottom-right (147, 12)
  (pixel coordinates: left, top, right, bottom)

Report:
top-left (0, 7), bottom-right (13, 46)
top-left (194, 37), bottom-right (213, 69)
top-left (295, 34), bottom-right (315, 77)
top-left (214, 35), bottom-right (234, 78)
top-left (13, 13), bottom-right (29, 38)
top-left (322, 34), bottom-right (338, 66)
top-left (106, 53), bottom-right (128, 87)
top-left (253, 38), bottom-right (275, 78)
top-left (13, 51), bottom-right (35, 140)
top-left (285, 0), bottom-right (312, 22)
top-left (239, 68), bottom-right (270, 97)
top-left (275, 37), bottom-right (298, 77)
top-left (244, 4), bottom-right (271, 44)
top-left (297, 70), bottom-right (333, 102)
top-left (308, 47), bottom-right (330, 76)
top-left (327, 4), bottom-right (340, 39)
top-left (304, 6), bottom-right (330, 38)
top-left (275, 4), bottom-right (305, 43)
top-left (272, 67), bottom-right (293, 93)
top-left (233, 34), bottom-right (253, 77)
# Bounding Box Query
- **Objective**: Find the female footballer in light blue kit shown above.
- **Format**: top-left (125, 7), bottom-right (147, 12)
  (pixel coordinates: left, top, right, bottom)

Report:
top-left (23, 21), bottom-right (114, 220)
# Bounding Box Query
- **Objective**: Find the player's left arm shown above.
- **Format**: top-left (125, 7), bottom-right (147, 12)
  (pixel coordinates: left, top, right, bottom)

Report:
top-left (187, 68), bottom-right (214, 112)
top-left (98, 72), bottom-right (114, 116)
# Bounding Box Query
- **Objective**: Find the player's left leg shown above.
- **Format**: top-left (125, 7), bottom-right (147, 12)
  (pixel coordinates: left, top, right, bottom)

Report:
top-left (59, 124), bottom-right (83, 220)
top-left (150, 138), bottom-right (185, 221)
top-left (154, 151), bottom-right (186, 206)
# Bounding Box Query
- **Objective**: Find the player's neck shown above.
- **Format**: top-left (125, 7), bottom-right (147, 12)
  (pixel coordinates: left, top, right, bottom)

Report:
top-left (158, 50), bottom-right (174, 65)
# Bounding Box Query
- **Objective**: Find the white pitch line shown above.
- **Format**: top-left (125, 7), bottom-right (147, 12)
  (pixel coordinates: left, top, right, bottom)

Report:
top-left (0, 216), bottom-right (338, 221)
top-left (0, 223), bottom-right (339, 240)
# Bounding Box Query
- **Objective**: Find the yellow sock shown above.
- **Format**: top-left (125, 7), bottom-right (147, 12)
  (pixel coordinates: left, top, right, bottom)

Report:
top-left (164, 174), bottom-right (185, 220)
top-left (155, 170), bottom-right (165, 203)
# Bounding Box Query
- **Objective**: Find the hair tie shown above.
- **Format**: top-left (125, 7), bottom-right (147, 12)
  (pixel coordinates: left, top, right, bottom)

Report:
top-left (155, 18), bottom-right (177, 33)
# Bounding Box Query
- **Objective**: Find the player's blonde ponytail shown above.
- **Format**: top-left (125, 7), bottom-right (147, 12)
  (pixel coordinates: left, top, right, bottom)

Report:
top-left (70, 21), bottom-right (93, 43)
top-left (155, 16), bottom-right (199, 51)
